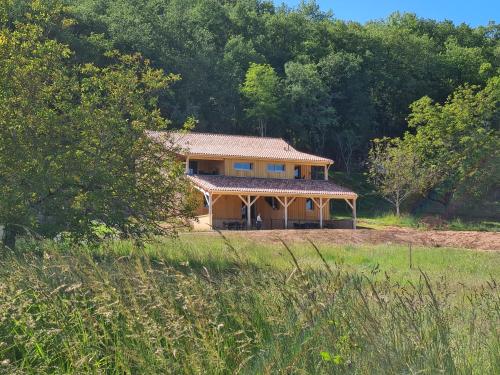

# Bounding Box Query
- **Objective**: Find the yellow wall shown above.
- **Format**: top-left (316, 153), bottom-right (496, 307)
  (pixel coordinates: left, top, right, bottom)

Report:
top-left (223, 159), bottom-right (326, 179)
top-left (213, 195), bottom-right (242, 219)
top-left (189, 156), bottom-right (332, 227)
top-left (188, 156), bottom-right (328, 180)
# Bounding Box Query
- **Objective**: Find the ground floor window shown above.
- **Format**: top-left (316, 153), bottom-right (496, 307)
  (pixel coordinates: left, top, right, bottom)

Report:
top-left (306, 198), bottom-right (314, 211)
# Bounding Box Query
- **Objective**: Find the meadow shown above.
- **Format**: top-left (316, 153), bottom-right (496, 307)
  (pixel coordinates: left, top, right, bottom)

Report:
top-left (0, 234), bottom-right (498, 374)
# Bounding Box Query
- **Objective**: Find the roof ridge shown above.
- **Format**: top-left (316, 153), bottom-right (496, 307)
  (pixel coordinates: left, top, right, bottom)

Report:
top-left (169, 131), bottom-right (288, 142)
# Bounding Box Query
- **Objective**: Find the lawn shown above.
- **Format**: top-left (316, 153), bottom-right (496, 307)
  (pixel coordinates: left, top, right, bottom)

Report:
top-left (0, 235), bottom-right (498, 374)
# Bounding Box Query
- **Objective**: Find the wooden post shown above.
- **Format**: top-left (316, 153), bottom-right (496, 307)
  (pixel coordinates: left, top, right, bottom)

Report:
top-left (353, 198), bottom-right (357, 230)
top-left (319, 197), bottom-right (323, 228)
top-left (247, 195), bottom-right (251, 229)
top-left (208, 193), bottom-right (213, 228)
top-left (284, 197), bottom-right (288, 229)
top-left (275, 196), bottom-right (295, 230)
top-left (324, 165), bottom-right (328, 180)
top-left (409, 243), bottom-right (413, 269)
top-left (185, 157), bottom-right (190, 174)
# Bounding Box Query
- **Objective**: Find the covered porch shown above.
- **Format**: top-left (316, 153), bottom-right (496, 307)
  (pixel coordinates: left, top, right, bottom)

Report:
top-left (188, 175), bottom-right (358, 230)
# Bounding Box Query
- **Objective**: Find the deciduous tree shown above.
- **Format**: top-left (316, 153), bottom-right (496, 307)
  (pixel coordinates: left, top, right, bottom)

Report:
top-left (241, 63), bottom-right (281, 136)
top-left (0, 3), bottom-right (195, 248)
top-left (367, 138), bottom-right (433, 216)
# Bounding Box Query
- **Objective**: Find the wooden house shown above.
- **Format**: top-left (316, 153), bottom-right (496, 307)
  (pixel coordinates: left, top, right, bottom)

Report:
top-left (148, 132), bottom-right (358, 230)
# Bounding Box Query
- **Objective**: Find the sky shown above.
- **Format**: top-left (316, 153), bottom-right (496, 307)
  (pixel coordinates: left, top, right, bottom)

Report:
top-left (279, 0), bottom-right (499, 27)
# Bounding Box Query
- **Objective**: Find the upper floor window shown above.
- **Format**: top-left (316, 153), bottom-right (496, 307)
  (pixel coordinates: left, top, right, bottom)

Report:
top-left (267, 164), bottom-right (285, 173)
top-left (294, 165), bottom-right (302, 179)
top-left (234, 162), bottom-right (253, 171)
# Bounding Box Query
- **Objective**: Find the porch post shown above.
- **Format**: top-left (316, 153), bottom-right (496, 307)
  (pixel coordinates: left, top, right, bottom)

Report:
top-left (185, 157), bottom-right (190, 174)
top-left (324, 165), bottom-right (328, 180)
top-left (319, 197), bottom-right (323, 228)
top-left (247, 195), bottom-right (252, 229)
top-left (284, 196), bottom-right (288, 229)
top-left (353, 198), bottom-right (357, 230)
top-left (208, 193), bottom-right (213, 228)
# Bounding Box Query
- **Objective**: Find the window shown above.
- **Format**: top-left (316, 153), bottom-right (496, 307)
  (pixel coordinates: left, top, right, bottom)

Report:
top-left (234, 162), bottom-right (253, 171)
top-left (188, 160), bottom-right (198, 175)
top-left (294, 165), bottom-right (302, 179)
top-left (267, 164), bottom-right (286, 173)
top-left (305, 198), bottom-right (314, 211)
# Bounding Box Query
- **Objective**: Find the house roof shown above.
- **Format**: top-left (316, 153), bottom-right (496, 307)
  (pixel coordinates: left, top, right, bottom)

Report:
top-left (147, 131), bottom-right (333, 163)
top-left (188, 175), bottom-right (357, 198)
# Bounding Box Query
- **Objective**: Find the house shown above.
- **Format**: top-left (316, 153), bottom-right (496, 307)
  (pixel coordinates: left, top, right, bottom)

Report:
top-left (148, 131), bottom-right (358, 230)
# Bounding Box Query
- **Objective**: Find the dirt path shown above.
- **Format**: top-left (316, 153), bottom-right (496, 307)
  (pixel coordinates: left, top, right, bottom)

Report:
top-left (215, 228), bottom-right (500, 251)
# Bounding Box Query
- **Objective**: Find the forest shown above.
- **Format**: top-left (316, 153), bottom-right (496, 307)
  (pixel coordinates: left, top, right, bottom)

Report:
top-left (67, 0), bottom-right (499, 161)
top-left (0, 0), bottom-right (499, 245)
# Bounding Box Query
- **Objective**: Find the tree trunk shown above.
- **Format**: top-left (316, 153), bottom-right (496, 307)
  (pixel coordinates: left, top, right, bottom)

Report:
top-left (2, 225), bottom-right (16, 249)
top-left (396, 202), bottom-right (400, 217)
top-left (258, 119), bottom-right (264, 137)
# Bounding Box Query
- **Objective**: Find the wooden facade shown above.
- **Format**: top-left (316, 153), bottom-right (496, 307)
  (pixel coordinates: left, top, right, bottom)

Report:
top-left (149, 131), bottom-right (359, 230)
top-left (188, 154), bottom-right (356, 230)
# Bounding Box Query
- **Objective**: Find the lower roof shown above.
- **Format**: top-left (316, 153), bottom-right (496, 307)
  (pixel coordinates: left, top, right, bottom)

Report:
top-left (188, 175), bottom-right (357, 199)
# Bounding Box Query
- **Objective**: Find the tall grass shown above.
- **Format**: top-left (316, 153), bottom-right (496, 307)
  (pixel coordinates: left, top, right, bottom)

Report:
top-left (0, 238), bottom-right (498, 374)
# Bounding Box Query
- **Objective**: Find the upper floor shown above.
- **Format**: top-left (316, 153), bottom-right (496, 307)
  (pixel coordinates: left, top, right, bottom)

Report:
top-left (186, 158), bottom-right (329, 180)
top-left (147, 131), bottom-right (333, 180)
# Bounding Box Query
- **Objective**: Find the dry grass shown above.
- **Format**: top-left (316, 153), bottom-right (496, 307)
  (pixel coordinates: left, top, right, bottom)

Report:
top-left (0, 237), bottom-right (498, 374)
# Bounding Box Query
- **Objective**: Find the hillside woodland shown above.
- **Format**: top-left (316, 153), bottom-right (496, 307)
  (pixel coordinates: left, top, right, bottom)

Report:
top-left (0, 0), bottom-right (499, 244)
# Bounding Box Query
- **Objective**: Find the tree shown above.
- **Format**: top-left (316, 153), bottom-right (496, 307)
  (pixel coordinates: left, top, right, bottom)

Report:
top-left (240, 63), bottom-right (281, 136)
top-left (0, 2), bottom-right (195, 248)
top-left (283, 61), bottom-right (336, 152)
top-left (404, 76), bottom-right (500, 210)
top-left (367, 138), bottom-right (433, 216)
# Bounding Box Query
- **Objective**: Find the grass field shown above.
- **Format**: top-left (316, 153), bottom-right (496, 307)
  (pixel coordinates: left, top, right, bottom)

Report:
top-left (131, 234), bottom-right (500, 286)
top-left (0, 235), bottom-right (499, 374)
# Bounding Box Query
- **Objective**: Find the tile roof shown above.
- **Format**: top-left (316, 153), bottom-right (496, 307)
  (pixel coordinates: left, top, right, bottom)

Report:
top-left (188, 175), bottom-right (357, 198)
top-left (147, 131), bottom-right (333, 163)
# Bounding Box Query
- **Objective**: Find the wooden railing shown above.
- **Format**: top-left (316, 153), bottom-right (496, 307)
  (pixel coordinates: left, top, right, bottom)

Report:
top-left (213, 218), bottom-right (355, 230)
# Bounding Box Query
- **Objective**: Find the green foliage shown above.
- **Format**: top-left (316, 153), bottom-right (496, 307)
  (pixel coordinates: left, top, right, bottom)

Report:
top-left (64, 0), bottom-right (499, 167)
top-left (0, 1), bottom-right (195, 246)
top-left (406, 76), bottom-right (500, 208)
top-left (240, 62), bottom-right (281, 136)
top-left (367, 138), bottom-right (435, 216)
top-left (284, 60), bottom-right (336, 152)
top-left (0, 238), bottom-right (498, 373)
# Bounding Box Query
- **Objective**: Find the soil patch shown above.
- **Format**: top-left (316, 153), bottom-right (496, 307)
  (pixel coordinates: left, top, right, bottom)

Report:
top-left (215, 227), bottom-right (500, 251)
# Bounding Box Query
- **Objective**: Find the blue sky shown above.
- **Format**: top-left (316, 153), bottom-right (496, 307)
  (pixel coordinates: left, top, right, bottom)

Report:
top-left (278, 1), bottom-right (499, 27)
